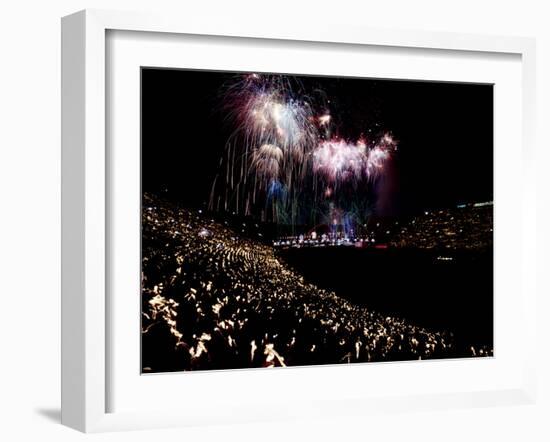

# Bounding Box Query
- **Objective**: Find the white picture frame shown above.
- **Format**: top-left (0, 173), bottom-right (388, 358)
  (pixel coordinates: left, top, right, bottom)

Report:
top-left (61, 9), bottom-right (537, 433)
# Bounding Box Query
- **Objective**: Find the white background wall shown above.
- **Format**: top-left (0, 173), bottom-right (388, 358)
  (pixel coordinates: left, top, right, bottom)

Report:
top-left (0, 1), bottom-right (548, 440)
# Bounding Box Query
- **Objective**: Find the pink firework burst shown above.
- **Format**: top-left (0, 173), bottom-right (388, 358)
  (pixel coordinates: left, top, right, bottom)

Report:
top-left (312, 133), bottom-right (397, 185)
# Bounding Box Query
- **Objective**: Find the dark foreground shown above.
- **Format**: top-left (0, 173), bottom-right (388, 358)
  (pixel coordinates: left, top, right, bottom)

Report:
top-left (141, 194), bottom-right (492, 373)
top-left (278, 247), bottom-right (493, 353)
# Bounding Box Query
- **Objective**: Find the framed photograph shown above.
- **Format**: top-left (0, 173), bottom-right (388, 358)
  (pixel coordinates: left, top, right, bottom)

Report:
top-left (61, 9), bottom-right (537, 432)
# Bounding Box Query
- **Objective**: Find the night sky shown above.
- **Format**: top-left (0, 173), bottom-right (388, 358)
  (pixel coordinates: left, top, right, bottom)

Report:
top-left (142, 68), bottom-right (493, 217)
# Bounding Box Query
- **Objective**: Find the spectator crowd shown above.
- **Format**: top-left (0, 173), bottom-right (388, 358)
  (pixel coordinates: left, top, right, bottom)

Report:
top-left (141, 194), bottom-right (490, 373)
top-left (390, 204), bottom-right (493, 250)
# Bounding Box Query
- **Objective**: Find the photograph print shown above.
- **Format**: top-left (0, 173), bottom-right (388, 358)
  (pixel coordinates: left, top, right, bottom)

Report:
top-left (141, 68), bottom-right (493, 373)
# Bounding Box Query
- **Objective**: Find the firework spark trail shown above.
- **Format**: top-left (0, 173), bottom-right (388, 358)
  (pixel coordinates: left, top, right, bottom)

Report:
top-left (251, 144), bottom-right (284, 182)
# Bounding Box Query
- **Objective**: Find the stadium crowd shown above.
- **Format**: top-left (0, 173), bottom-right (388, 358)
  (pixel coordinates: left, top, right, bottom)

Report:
top-left (141, 194), bottom-right (489, 372)
top-left (389, 203), bottom-right (493, 250)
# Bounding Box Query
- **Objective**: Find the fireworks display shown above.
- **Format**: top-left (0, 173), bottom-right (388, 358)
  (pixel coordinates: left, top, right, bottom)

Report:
top-left (209, 73), bottom-right (398, 233)
top-left (141, 69), bottom-right (495, 373)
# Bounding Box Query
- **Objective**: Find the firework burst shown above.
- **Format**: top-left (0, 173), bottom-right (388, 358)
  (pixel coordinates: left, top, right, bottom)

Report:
top-left (223, 74), bottom-right (318, 163)
top-left (209, 73), bottom-right (398, 232)
top-left (312, 133), bottom-right (397, 185)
